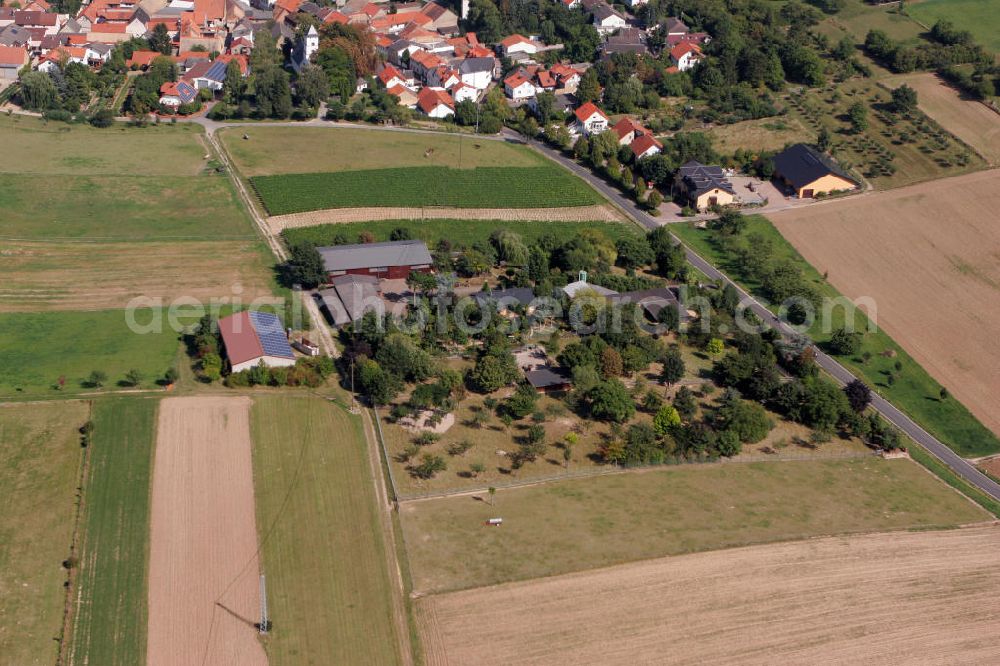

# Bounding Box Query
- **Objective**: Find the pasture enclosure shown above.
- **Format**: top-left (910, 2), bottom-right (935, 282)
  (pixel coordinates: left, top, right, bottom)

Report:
top-left (418, 526), bottom-right (1000, 666)
top-left (147, 397), bottom-right (265, 666)
top-left (251, 166), bottom-right (602, 214)
top-left (769, 169), bottom-right (1000, 440)
top-left (251, 396), bottom-right (404, 665)
top-left (399, 458), bottom-right (987, 594)
top-left (0, 400), bottom-right (88, 666)
top-left (218, 126), bottom-right (546, 176)
top-left (69, 398), bottom-right (157, 666)
top-left (672, 214), bottom-right (1000, 457)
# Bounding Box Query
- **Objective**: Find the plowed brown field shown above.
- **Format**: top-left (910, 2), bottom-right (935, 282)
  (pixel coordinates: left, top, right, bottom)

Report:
top-left (418, 526), bottom-right (1000, 665)
top-left (770, 169), bottom-right (1000, 437)
top-left (147, 397), bottom-right (266, 666)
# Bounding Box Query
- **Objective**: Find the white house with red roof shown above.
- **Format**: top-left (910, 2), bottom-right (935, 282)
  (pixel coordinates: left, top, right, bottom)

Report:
top-left (573, 101), bottom-right (609, 136)
top-left (503, 70), bottom-right (535, 101)
top-left (449, 80), bottom-right (477, 104)
top-left (630, 134), bottom-right (662, 160)
top-left (417, 86), bottom-right (454, 118)
top-left (670, 42), bottom-right (703, 71)
top-left (378, 63), bottom-right (406, 89)
top-left (499, 33), bottom-right (538, 57)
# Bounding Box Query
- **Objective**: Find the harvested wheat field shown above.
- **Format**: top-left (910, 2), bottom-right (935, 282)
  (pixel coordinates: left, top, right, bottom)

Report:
top-left (0, 240), bottom-right (275, 311)
top-left (266, 204), bottom-right (623, 232)
top-left (888, 72), bottom-right (1000, 165)
top-left (147, 397), bottom-right (266, 666)
top-left (418, 526), bottom-right (1000, 666)
top-left (770, 170), bottom-right (1000, 437)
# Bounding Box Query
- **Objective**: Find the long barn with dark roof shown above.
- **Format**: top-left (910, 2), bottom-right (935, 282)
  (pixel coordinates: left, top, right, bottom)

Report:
top-left (317, 240), bottom-right (433, 280)
top-left (772, 143), bottom-right (858, 198)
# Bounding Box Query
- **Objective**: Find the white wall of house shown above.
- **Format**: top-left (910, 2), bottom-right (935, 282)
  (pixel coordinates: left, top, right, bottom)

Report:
top-left (461, 68), bottom-right (492, 89)
top-left (231, 355), bottom-right (297, 374)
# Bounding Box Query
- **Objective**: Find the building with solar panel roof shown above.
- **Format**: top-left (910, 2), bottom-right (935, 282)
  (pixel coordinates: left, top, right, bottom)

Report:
top-left (218, 310), bottom-right (297, 373)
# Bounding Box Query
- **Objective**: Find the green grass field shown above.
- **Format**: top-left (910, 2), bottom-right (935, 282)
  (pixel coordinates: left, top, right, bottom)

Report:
top-left (816, 0), bottom-right (925, 47)
top-left (906, 0), bottom-right (1000, 52)
top-left (400, 457), bottom-right (988, 593)
top-left (69, 397), bottom-right (157, 666)
top-left (218, 126), bottom-right (546, 177)
top-left (282, 217), bottom-right (640, 248)
top-left (0, 400), bottom-right (88, 666)
top-left (251, 167), bottom-right (603, 214)
top-left (0, 174), bottom-right (256, 241)
top-left (0, 310), bottom-right (183, 396)
top-left (671, 216), bottom-right (1000, 457)
top-left (251, 396), bottom-right (403, 666)
top-left (0, 115), bottom-right (209, 177)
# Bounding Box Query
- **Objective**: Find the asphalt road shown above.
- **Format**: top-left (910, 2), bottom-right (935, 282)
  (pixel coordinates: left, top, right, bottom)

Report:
top-left (515, 131), bottom-right (1000, 503)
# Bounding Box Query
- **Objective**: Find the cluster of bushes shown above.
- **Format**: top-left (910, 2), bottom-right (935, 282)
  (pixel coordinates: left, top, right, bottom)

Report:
top-left (864, 24), bottom-right (991, 74)
top-left (225, 356), bottom-right (335, 388)
top-left (18, 57), bottom-right (124, 121)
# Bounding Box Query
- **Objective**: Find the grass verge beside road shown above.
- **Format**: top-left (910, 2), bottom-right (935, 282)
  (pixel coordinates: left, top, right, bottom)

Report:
top-left (399, 457), bottom-right (989, 594)
top-left (69, 397), bottom-right (157, 666)
top-left (251, 396), bottom-right (403, 666)
top-left (0, 400), bottom-right (88, 666)
top-left (671, 215), bottom-right (1000, 458)
top-left (251, 167), bottom-right (603, 214)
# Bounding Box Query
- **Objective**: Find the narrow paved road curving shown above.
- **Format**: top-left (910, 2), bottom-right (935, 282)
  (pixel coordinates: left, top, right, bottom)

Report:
top-left (514, 130), bottom-right (1000, 503)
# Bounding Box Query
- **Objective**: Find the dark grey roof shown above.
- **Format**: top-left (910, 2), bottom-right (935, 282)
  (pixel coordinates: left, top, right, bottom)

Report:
top-left (664, 17), bottom-right (688, 33)
top-left (472, 287), bottom-right (535, 308)
top-left (317, 240), bottom-right (433, 273)
top-left (458, 57), bottom-right (494, 74)
top-left (319, 274), bottom-right (382, 326)
top-left (677, 160), bottom-right (735, 197)
top-left (608, 287), bottom-right (679, 319)
top-left (772, 143), bottom-right (856, 190)
top-left (592, 4), bottom-right (624, 21)
top-left (525, 367), bottom-right (572, 389)
top-left (0, 25), bottom-right (30, 47)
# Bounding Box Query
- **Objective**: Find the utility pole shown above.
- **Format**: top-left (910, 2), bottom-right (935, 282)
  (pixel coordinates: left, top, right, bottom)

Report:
top-left (259, 574), bottom-right (269, 635)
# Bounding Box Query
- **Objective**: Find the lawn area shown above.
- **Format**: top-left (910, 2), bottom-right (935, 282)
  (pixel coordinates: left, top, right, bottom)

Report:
top-left (251, 396), bottom-right (403, 666)
top-left (671, 215), bottom-right (1000, 457)
top-left (218, 126), bottom-right (546, 177)
top-left (906, 0), bottom-right (1000, 52)
top-left (251, 167), bottom-right (603, 214)
top-left (0, 400), bottom-right (88, 666)
top-left (399, 457), bottom-right (988, 594)
top-left (0, 114), bottom-right (209, 177)
top-left (0, 174), bottom-right (256, 241)
top-left (0, 310), bottom-right (183, 396)
top-left (782, 78), bottom-right (983, 189)
top-left (68, 397), bottom-right (157, 666)
top-left (282, 217), bottom-right (641, 249)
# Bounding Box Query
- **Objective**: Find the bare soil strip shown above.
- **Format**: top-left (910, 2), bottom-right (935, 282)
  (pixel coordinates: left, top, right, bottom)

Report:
top-left (418, 526), bottom-right (1000, 666)
top-left (266, 204), bottom-right (624, 232)
top-left (147, 397), bottom-right (267, 666)
top-left (770, 169), bottom-right (1000, 437)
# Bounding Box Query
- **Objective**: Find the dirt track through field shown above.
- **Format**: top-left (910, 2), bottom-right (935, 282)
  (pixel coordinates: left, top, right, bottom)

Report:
top-left (770, 169), bottom-right (1000, 437)
top-left (147, 397), bottom-right (267, 666)
top-left (418, 525), bottom-right (1000, 665)
top-left (266, 204), bottom-right (624, 232)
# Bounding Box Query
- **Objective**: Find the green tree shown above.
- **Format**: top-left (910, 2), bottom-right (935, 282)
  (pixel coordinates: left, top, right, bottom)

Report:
top-left (223, 59), bottom-right (246, 104)
top-left (469, 353), bottom-right (519, 393)
top-left (148, 22), bottom-right (172, 54)
top-left (357, 358), bottom-right (401, 403)
top-left (817, 126), bottom-right (832, 152)
top-left (254, 65), bottom-right (293, 118)
top-left (599, 346), bottom-right (623, 379)
top-left (614, 236), bottom-right (654, 269)
top-left (673, 386), bottom-right (697, 421)
top-left (124, 369), bottom-right (144, 387)
top-left (828, 327), bottom-right (861, 356)
top-left (88, 370), bottom-right (108, 388)
top-left (890, 84), bottom-right (917, 114)
top-left (413, 453), bottom-right (447, 479)
top-left (470, 461), bottom-right (486, 477)
top-left (848, 101), bottom-right (868, 134)
top-left (844, 378), bottom-right (872, 413)
top-left (19, 72), bottom-right (58, 111)
top-left (653, 405), bottom-right (681, 436)
top-left (660, 348), bottom-right (685, 387)
top-left (296, 63), bottom-right (329, 107)
top-left (577, 69), bottom-right (601, 103)
top-left (284, 242), bottom-right (325, 288)
top-left (587, 380), bottom-right (635, 423)
top-left (705, 338), bottom-right (725, 356)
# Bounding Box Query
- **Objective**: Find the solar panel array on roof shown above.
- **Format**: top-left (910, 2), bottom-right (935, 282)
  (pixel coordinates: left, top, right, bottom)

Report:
top-left (204, 58), bottom-right (227, 81)
top-left (248, 310), bottom-right (294, 359)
